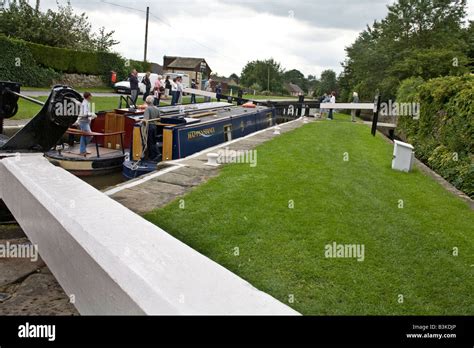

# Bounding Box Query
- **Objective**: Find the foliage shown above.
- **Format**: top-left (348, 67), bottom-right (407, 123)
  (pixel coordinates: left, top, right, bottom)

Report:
top-left (0, 0), bottom-right (119, 52)
top-left (0, 35), bottom-right (60, 86)
top-left (283, 69), bottom-right (307, 92)
top-left (396, 74), bottom-right (474, 197)
top-left (240, 59), bottom-right (285, 93)
top-left (340, 0), bottom-right (470, 100)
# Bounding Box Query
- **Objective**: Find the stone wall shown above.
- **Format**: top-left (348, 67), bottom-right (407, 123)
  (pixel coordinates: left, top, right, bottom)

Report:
top-left (52, 74), bottom-right (106, 88)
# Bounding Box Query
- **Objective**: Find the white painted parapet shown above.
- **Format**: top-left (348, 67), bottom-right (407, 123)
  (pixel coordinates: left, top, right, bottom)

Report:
top-left (0, 155), bottom-right (299, 315)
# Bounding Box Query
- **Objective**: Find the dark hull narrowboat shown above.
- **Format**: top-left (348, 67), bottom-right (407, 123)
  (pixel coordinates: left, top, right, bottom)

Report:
top-left (124, 103), bottom-right (276, 178)
top-left (46, 144), bottom-right (126, 177)
top-left (164, 105), bottom-right (275, 160)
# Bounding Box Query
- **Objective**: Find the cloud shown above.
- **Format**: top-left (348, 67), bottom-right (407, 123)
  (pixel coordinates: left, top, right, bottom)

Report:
top-left (33, 0), bottom-right (474, 78)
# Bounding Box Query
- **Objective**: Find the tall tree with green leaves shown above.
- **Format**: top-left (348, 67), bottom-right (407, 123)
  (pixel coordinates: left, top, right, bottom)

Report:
top-left (240, 58), bottom-right (284, 93)
top-left (340, 0), bottom-right (470, 99)
top-left (0, 0), bottom-right (119, 52)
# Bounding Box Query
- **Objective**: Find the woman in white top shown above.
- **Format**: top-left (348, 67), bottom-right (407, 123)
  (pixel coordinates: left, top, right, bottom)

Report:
top-left (78, 92), bottom-right (96, 156)
top-left (170, 78), bottom-right (178, 106)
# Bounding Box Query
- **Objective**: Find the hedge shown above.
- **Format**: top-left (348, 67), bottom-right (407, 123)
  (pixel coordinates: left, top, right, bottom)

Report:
top-left (0, 35), bottom-right (60, 86)
top-left (0, 35), bottom-right (153, 85)
top-left (396, 75), bottom-right (474, 198)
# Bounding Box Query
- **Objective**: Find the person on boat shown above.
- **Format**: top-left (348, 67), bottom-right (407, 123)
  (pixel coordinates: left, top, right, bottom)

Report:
top-left (129, 69), bottom-right (139, 106)
top-left (143, 96), bottom-right (161, 162)
top-left (142, 71), bottom-right (152, 101)
top-left (78, 92), bottom-right (97, 157)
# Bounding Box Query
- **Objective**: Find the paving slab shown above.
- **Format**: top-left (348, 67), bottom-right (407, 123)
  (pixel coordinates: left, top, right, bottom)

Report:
top-left (0, 238), bottom-right (45, 287)
top-left (0, 271), bottom-right (78, 315)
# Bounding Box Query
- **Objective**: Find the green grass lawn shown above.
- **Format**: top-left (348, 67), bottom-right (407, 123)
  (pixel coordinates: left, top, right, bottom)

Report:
top-left (144, 113), bottom-right (474, 315)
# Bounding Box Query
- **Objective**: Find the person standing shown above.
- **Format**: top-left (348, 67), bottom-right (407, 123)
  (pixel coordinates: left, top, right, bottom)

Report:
top-left (78, 92), bottom-right (97, 156)
top-left (142, 71), bottom-right (152, 101)
top-left (320, 93), bottom-right (329, 119)
top-left (153, 75), bottom-right (163, 106)
top-left (351, 92), bottom-right (359, 122)
top-left (129, 69), bottom-right (139, 106)
top-left (215, 83), bottom-right (222, 102)
top-left (164, 76), bottom-right (171, 99)
top-left (190, 79), bottom-right (197, 104)
top-left (170, 78), bottom-right (178, 106)
top-left (328, 91), bottom-right (336, 120)
top-left (204, 78), bottom-right (213, 102)
top-left (176, 76), bottom-right (183, 105)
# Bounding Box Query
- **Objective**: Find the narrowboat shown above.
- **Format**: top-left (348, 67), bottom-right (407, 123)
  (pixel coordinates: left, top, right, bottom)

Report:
top-left (123, 102), bottom-right (276, 179)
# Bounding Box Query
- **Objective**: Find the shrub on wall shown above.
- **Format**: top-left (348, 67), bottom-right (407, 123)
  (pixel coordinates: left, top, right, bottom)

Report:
top-left (396, 74), bottom-right (474, 198)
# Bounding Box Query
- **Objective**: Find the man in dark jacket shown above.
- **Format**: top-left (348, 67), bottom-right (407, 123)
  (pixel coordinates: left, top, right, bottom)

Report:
top-left (129, 69), bottom-right (139, 106)
top-left (142, 71), bottom-right (152, 101)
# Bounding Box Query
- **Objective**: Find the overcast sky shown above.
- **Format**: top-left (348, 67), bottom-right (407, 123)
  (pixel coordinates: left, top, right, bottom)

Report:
top-left (35, 0), bottom-right (474, 78)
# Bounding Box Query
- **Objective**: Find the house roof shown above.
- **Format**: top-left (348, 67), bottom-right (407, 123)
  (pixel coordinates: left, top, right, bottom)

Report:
top-left (167, 57), bottom-right (206, 69)
top-left (286, 83), bottom-right (304, 94)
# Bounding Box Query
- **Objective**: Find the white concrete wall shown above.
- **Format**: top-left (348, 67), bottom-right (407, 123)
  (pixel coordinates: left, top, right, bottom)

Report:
top-left (0, 155), bottom-right (299, 315)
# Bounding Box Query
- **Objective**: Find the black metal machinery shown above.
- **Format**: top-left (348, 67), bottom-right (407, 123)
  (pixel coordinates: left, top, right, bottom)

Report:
top-left (0, 81), bottom-right (83, 152)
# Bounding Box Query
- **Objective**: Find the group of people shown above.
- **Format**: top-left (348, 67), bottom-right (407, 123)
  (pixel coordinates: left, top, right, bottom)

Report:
top-left (129, 69), bottom-right (217, 108)
top-left (319, 91), bottom-right (359, 122)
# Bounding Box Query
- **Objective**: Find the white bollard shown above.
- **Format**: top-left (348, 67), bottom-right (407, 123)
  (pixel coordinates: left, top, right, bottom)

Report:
top-left (206, 153), bottom-right (220, 166)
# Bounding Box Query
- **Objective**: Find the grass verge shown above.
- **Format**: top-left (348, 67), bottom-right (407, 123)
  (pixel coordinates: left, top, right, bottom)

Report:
top-left (144, 114), bottom-right (474, 315)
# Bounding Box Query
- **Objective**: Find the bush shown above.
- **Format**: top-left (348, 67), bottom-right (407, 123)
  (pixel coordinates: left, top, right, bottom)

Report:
top-left (396, 75), bottom-right (474, 198)
top-left (0, 35), bottom-right (60, 86)
top-left (0, 35), bottom-right (154, 86)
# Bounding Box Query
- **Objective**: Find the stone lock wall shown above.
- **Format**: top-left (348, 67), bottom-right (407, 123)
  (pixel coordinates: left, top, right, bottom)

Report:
top-left (52, 74), bottom-right (106, 88)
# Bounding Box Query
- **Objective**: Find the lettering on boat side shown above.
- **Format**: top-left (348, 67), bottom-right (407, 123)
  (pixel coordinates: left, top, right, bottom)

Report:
top-left (188, 127), bottom-right (216, 140)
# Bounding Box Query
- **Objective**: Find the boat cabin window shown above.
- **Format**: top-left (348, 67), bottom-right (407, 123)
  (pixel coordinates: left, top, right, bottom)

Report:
top-left (224, 125), bottom-right (232, 142)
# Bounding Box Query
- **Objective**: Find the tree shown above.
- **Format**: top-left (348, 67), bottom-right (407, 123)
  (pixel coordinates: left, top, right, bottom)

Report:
top-left (340, 0), bottom-right (470, 100)
top-left (283, 69), bottom-right (307, 91)
top-left (93, 27), bottom-right (120, 52)
top-left (240, 59), bottom-right (284, 93)
top-left (319, 69), bottom-right (338, 95)
top-left (0, 0), bottom-right (118, 52)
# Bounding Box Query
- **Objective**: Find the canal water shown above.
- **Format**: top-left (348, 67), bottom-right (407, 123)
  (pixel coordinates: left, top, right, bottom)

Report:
top-left (79, 171), bottom-right (127, 191)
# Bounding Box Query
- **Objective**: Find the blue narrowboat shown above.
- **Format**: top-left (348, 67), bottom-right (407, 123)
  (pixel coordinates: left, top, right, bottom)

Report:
top-left (123, 102), bottom-right (276, 179)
